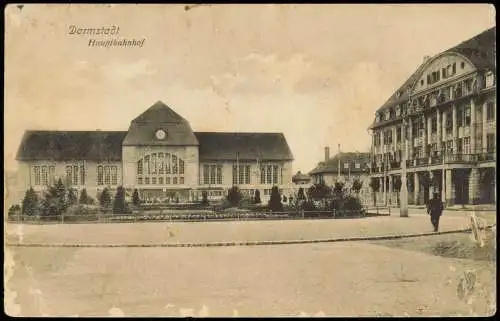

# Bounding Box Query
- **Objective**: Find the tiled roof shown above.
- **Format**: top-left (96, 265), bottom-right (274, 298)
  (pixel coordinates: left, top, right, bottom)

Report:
top-left (16, 131), bottom-right (294, 162)
top-left (292, 171), bottom-right (311, 182)
top-left (370, 27), bottom-right (496, 129)
top-left (123, 101), bottom-right (199, 146)
top-left (194, 132), bottom-right (293, 161)
top-left (309, 152), bottom-right (371, 175)
top-left (446, 27), bottom-right (496, 71)
top-left (16, 131), bottom-right (127, 161)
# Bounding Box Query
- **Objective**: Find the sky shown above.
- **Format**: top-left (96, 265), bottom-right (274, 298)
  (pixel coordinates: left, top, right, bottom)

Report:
top-left (4, 4), bottom-right (496, 174)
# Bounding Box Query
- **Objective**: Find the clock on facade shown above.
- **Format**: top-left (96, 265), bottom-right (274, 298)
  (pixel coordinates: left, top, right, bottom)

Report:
top-left (155, 129), bottom-right (167, 140)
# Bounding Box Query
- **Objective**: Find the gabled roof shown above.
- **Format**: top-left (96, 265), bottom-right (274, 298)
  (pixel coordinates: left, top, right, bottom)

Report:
top-left (309, 152), bottom-right (371, 175)
top-left (370, 27), bottom-right (496, 130)
top-left (132, 101), bottom-right (190, 124)
top-left (194, 132), bottom-right (293, 161)
top-left (16, 131), bottom-right (127, 161)
top-left (123, 101), bottom-right (199, 146)
top-left (16, 131), bottom-right (294, 162)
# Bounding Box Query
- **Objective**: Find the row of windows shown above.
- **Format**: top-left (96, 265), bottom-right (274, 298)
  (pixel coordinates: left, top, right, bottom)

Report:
top-left (66, 165), bottom-right (86, 186)
top-left (137, 153), bottom-right (185, 176)
top-left (423, 62), bottom-right (464, 86)
top-left (233, 165), bottom-right (251, 185)
top-left (260, 165), bottom-right (281, 185)
top-left (137, 176), bottom-right (184, 185)
top-left (97, 165), bottom-right (118, 186)
top-left (203, 164), bottom-right (223, 185)
top-left (375, 100), bottom-right (495, 145)
top-left (33, 165), bottom-right (56, 186)
top-left (33, 165), bottom-right (113, 186)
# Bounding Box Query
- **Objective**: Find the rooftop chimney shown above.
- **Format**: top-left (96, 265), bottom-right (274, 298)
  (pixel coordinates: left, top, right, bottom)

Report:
top-left (324, 146), bottom-right (330, 162)
top-left (423, 55), bottom-right (431, 63)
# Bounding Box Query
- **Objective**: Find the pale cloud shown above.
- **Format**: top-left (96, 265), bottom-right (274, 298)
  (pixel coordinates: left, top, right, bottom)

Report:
top-left (3, 4), bottom-right (495, 174)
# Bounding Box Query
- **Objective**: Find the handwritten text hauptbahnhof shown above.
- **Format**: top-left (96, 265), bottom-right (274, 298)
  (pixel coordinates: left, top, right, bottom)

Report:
top-left (68, 25), bottom-right (146, 48)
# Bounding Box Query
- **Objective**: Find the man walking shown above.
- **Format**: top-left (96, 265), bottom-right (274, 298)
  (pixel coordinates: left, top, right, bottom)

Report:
top-left (427, 192), bottom-right (444, 232)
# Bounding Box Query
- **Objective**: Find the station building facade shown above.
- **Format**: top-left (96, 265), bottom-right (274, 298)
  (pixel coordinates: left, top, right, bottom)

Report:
top-left (369, 27), bottom-right (496, 206)
top-left (14, 101), bottom-right (295, 204)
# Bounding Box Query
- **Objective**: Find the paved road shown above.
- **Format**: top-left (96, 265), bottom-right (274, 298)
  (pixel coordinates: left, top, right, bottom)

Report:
top-left (5, 241), bottom-right (494, 317)
top-left (5, 211), bottom-right (495, 246)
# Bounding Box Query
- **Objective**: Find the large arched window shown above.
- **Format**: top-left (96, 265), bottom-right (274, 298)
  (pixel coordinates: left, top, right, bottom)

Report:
top-left (137, 152), bottom-right (186, 185)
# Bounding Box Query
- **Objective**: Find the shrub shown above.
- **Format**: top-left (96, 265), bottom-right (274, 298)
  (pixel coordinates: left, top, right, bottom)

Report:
top-left (308, 182), bottom-right (332, 201)
top-left (352, 179), bottom-right (363, 194)
top-left (297, 187), bottom-right (306, 201)
top-left (79, 188), bottom-right (90, 205)
top-left (268, 186), bottom-right (283, 212)
top-left (112, 186), bottom-right (126, 214)
top-left (99, 187), bottom-right (112, 208)
top-left (8, 204), bottom-right (22, 219)
top-left (254, 189), bottom-right (262, 204)
top-left (227, 186), bottom-right (242, 207)
top-left (40, 179), bottom-right (68, 218)
top-left (201, 191), bottom-right (209, 205)
top-left (64, 204), bottom-right (101, 222)
top-left (68, 188), bottom-right (78, 206)
top-left (22, 187), bottom-right (39, 217)
top-left (132, 189), bottom-right (141, 207)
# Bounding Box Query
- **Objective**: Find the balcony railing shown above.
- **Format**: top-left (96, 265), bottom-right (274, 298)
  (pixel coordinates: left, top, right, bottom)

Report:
top-left (390, 161), bottom-right (401, 170)
top-left (444, 154), bottom-right (477, 164)
top-left (430, 155), bottom-right (443, 165)
top-left (416, 158), bottom-right (429, 166)
top-left (476, 152), bottom-right (496, 162)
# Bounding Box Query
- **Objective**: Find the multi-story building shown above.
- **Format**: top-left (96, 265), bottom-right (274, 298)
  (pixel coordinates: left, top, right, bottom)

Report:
top-left (369, 27), bottom-right (496, 206)
top-left (13, 101), bottom-right (294, 204)
top-left (309, 147), bottom-right (372, 205)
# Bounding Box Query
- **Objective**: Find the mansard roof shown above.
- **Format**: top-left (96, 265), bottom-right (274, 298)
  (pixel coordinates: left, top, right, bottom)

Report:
top-left (309, 152), bottom-right (371, 175)
top-left (16, 131), bottom-right (127, 162)
top-left (370, 26), bottom-right (496, 129)
top-left (16, 131), bottom-right (294, 162)
top-left (194, 132), bottom-right (294, 161)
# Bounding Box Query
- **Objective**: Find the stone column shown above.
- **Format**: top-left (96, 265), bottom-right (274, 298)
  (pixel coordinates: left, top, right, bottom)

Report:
top-left (452, 104), bottom-right (458, 153)
top-left (441, 167), bottom-right (446, 203)
top-left (469, 168), bottom-right (480, 205)
top-left (470, 98), bottom-right (476, 154)
top-left (408, 120), bottom-right (413, 158)
top-left (482, 102), bottom-right (488, 153)
top-left (423, 116), bottom-right (428, 158)
top-left (389, 175), bottom-right (393, 205)
top-left (380, 176), bottom-right (385, 206)
top-left (445, 169), bottom-right (455, 206)
top-left (414, 172), bottom-right (420, 205)
top-left (437, 109), bottom-right (442, 152)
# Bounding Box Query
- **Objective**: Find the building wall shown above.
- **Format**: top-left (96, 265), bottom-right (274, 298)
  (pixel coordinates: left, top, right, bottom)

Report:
top-left (122, 145), bottom-right (199, 189)
top-left (413, 54), bottom-right (476, 94)
top-left (369, 51), bottom-right (496, 206)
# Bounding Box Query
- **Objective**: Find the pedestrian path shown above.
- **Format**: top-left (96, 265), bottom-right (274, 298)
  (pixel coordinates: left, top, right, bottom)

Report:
top-left (6, 214), bottom-right (493, 247)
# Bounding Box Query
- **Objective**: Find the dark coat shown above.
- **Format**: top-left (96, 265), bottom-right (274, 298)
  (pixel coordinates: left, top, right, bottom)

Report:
top-left (427, 198), bottom-right (444, 217)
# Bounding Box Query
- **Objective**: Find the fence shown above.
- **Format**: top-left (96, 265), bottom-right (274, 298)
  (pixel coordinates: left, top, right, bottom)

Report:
top-left (6, 208), bottom-right (373, 225)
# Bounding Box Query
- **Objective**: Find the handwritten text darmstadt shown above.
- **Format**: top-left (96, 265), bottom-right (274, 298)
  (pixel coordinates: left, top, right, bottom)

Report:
top-left (68, 25), bottom-right (146, 48)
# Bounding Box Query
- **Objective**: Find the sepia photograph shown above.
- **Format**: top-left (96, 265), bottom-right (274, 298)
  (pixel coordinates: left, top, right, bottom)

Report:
top-left (4, 3), bottom-right (496, 317)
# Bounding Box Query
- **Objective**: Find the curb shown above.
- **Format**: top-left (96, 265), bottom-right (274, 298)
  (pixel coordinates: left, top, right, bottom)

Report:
top-left (5, 225), bottom-right (494, 248)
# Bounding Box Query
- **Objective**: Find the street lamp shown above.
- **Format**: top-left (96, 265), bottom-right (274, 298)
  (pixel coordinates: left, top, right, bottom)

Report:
top-left (400, 117), bottom-right (409, 217)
